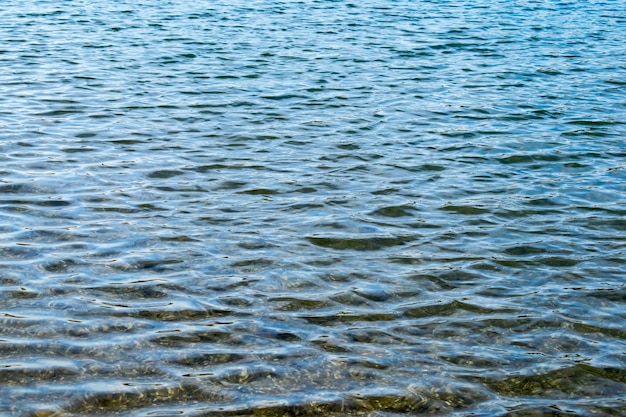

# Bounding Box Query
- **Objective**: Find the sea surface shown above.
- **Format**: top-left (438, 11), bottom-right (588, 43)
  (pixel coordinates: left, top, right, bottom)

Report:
top-left (1, 0), bottom-right (625, 416)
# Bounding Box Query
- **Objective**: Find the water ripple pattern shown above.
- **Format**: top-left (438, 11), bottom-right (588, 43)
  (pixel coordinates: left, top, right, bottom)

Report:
top-left (1, 0), bottom-right (625, 416)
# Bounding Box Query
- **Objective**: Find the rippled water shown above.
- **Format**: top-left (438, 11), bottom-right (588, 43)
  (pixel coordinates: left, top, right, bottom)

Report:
top-left (1, 0), bottom-right (625, 415)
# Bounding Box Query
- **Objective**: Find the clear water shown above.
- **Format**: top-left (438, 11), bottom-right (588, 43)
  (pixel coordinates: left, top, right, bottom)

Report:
top-left (1, 0), bottom-right (625, 416)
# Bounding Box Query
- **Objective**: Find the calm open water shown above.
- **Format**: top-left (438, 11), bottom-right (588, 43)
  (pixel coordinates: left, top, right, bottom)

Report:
top-left (1, 0), bottom-right (625, 416)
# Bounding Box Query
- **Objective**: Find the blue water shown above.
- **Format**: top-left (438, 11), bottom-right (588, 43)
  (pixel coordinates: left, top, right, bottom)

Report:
top-left (1, 1), bottom-right (625, 416)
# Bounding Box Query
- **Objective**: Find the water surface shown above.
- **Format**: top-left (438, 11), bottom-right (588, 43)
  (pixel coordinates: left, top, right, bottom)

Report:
top-left (1, 0), bottom-right (625, 416)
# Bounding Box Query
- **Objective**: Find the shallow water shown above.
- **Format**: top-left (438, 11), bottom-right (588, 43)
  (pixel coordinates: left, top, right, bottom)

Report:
top-left (1, 0), bottom-right (625, 415)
